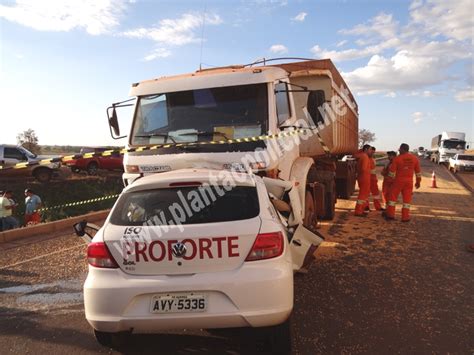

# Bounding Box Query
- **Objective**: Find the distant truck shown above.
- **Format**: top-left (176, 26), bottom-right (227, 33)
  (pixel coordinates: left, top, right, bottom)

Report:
top-left (430, 132), bottom-right (468, 164)
top-left (0, 144), bottom-right (61, 182)
top-left (448, 154), bottom-right (474, 173)
top-left (65, 147), bottom-right (123, 175)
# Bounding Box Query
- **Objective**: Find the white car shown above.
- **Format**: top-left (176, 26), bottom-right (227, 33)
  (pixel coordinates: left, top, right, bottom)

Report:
top-left (449, 154), bottom-right (474, 173)
top-left (75, 169), bottom-right (323, 351)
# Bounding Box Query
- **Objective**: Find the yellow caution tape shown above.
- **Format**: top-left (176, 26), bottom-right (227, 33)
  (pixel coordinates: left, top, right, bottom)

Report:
top-left (36, 194), bottom-right (119, 212)
top-left (0, 127), bottom-right (329, 171)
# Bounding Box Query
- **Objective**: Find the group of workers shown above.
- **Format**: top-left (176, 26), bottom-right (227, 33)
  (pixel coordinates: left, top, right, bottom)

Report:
top-left (0, 189), bottom-right (42, 231)
top-left (354, 143), bottom-right (421, 222)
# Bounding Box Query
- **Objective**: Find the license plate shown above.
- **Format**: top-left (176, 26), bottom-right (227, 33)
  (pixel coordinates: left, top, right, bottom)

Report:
top-left (150, 293), bottom-right (207, 313)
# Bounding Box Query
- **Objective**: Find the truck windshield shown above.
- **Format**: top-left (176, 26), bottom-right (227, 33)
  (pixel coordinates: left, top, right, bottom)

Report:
top-left (443, 140), bottom-right (466, 149)
top-left (131, 84), bottom-right (268, 146)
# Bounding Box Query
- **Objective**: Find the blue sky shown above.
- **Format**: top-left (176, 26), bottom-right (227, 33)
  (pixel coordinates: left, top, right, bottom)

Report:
top-left (0, 0), bottom-right (472, 151)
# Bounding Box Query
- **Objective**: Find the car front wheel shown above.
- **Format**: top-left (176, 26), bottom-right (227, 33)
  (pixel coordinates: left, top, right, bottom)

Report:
top-left (33, 168), bottom-right (52, 183)
top-left (87, 162), bottom-right (99, 175)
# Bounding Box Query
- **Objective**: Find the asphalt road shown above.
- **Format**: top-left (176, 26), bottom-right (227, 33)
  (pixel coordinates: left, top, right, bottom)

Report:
top-left (1, 158), bottom-right (473, 354)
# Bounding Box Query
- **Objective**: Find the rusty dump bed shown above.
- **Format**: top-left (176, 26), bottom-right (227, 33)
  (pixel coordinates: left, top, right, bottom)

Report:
top-left (269, 59), bottom-right (359, 157)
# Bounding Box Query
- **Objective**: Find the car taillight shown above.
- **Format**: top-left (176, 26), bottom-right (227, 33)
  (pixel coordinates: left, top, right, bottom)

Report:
top-left (245, 232), bottom-right (284, 261)
top-left (87, 242), bottom-right (119, 268)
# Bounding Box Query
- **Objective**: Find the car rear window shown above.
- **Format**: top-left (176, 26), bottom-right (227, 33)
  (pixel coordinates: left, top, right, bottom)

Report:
top-left (110, 186), bottom-right (260, 226)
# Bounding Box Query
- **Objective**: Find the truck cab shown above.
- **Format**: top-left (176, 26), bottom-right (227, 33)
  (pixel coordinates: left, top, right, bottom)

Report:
top-left (108, 59), bottom-right (359, 225)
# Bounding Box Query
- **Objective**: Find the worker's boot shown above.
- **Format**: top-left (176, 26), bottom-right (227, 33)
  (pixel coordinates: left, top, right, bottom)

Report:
top-left (373, 198), bottom-right (382, 211)
top-left (354, 201), bottom-right (367, 217)
top-left (384, 201), bottom-right (396, 220)
top-left (401, 205), bottom-right (410, 222)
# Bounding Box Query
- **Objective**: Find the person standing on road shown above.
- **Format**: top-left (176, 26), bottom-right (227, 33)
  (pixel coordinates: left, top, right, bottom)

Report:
top-left (381, 151), bottom-right (397, 208)
top-left (354, 144), bottom-right (372, 217)
top-left (24, 189), bottom-right (42, 226)
top-left (384, 143), bottom-right (421, 222)
top-left (0, 190), bottom-right (19, 230)
top-left (368, 147), bottom-right (383, 211)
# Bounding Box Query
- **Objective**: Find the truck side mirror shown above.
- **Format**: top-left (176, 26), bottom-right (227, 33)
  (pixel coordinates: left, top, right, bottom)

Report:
top-left (73, 220), bottom-right (88, 237)
top-left (307, 90), bottom-right (326, 126)
top-left (108, 107), bottom-right (121, 137)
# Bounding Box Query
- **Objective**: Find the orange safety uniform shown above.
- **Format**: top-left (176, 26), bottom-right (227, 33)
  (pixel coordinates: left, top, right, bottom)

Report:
top-left (381, 161), bottom-right (395, 205)
top-left (354, 150), bottom-right (371, 216)
top-left (386, 153), bottom-right (421, 221)
top-left (369, 158), bottom-right (382, 210)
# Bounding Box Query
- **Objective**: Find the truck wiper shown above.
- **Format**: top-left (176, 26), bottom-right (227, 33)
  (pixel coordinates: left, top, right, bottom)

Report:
top-left (177, 131), bottom-right (230, 140)
top-left (134, 133), bottom-right (176, 143)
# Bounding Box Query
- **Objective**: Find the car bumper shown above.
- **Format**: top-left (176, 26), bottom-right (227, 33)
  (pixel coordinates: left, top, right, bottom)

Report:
top-left (84, 260), bottom-right (293, 333)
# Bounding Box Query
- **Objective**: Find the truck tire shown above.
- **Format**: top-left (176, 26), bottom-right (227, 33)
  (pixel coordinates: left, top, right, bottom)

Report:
top-left (33, 168), bottom-right (52, 183)
top-left (87, 162), bottom-right (99, 175)
top-left (323, 180), bottom-right (336, 220)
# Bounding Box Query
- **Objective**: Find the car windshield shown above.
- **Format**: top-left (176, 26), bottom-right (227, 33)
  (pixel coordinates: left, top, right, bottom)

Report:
top-left (443, 140), bottom-right (466, 149)
top-left (131, 84), bottom-right (268, 146)
top-left (110, 186), bottom-right (260, 226)
top-left (458, 155), bottom-right (474, 161)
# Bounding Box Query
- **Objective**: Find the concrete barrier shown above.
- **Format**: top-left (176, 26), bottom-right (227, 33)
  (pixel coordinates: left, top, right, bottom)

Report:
top-left (0, 210), bottom-right (110, 243)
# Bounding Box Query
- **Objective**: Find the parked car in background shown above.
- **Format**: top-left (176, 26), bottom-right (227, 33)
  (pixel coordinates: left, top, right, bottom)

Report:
top-left (66, 147), bottom-right (123, 175)
top-left (423, 150), bottom-right (431, 159)
top-left (448, 154), bottom-right (474, 173)
top-left (0, 144), bottom-right (61, 182)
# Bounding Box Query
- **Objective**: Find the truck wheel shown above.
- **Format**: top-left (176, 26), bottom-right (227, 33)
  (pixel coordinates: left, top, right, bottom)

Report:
top-left (34, 168), bottom-right (52, 183)
top-left (87, 162), bottom-right (99, 175)
top-left (322, 180), bottom-right (336, 220)
top-left (303, 191), bottom-right (317, 231)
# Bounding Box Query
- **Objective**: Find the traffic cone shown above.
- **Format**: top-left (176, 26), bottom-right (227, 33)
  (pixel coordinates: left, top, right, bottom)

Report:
top-left (430, 171), bottom-right (437, 188)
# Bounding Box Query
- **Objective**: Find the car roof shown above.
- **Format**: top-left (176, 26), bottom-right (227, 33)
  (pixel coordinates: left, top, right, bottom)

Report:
top-left (124, 169), bottom-right (257, 193)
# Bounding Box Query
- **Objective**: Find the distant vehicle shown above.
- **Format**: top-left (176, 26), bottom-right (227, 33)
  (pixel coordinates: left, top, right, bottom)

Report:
top-left (0, 144), bottom-right (61, 182)
top-left (448, 154), bottom-right (474, 173)
top-left (417, 147), bottom-right (425, 157)
top-left (423, 150), bottom-right (431, 159)
top-left (66, 147), bottom-right (123, 175)
top-left (431, 132), bottom-right (468, 164)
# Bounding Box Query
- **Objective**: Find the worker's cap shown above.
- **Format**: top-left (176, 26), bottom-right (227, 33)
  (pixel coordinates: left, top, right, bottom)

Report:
top-left (387, 151), bottom-right (397, 156)
top-left (25, 189), bottom-right (33, 194)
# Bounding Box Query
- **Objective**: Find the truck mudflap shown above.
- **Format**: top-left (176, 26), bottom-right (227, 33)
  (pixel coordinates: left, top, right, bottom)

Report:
top-left (289, 224), bottom-right (324, 271)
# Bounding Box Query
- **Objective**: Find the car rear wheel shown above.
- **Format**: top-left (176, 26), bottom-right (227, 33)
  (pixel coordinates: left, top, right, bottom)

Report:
top-left (87, 162), bottom-right (99, 175)
top-left (71, 167), bottom-right (81, 173)
top-left (260, 318), bottom-right (292, 354)
top-left (33, 168), bottom-right (52, 183)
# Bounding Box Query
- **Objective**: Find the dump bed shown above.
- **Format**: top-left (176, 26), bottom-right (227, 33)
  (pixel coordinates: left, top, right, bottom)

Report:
top-left (271, 60), bottom-right (359, 157)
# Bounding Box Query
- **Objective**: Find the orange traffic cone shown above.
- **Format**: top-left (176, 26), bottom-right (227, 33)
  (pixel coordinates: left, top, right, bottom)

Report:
top-left (430, 171), bottom-right (437, 188)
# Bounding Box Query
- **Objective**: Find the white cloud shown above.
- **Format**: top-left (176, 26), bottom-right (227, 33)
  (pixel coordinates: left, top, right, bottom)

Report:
top-left (0, 0), bottom-right (126, 35)
top-left (122, 13), bottom-right (222, 46)
top-left (269, 44), bottom-right (288, 54)
top-left (336, 40), bottom-right (347, 47)
top-left (292, 12), bottom-right (307, 22)
top-left (143, 48), bottom-right (172, 61)
top-left (340, 12), bottom-right (398, 39)
top-left (454, 88), bottom-right (474, 102)
top-left (407, 0), bottom-right (473, 41)
top-left (412, 111), bottom-right (424, 124)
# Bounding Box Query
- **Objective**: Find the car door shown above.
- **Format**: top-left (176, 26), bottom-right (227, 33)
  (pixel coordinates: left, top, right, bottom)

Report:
top-left (1, 147), bottom-right (29, 177)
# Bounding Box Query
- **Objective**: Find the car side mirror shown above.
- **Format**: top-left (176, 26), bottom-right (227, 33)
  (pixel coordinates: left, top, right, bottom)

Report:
top-left (73, 220), bottom-right (99, 244)
top-left (73, 220), bottom-right (87, 236)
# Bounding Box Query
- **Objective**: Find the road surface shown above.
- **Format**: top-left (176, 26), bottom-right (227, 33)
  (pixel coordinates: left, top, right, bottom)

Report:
top-left (1, 158), bottom-right (473, 354)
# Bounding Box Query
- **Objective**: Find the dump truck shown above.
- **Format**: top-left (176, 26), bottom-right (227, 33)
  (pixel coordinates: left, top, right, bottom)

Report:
top-left (430, 131), bottom-right (467, 164)
top-left (107, 58), bottom-right (359, 226)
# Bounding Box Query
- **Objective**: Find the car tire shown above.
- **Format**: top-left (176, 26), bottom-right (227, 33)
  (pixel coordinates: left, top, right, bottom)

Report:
top-left (71, 167), bottom-right (81, 173)
top-left (262, 318), bottom-right (292, 354)
top-left (87, 162), bottom-right (99, 176)
top-left (94, 329), bottom-right (113, 347)
top-left (33, 168), bottom-right (52, 183)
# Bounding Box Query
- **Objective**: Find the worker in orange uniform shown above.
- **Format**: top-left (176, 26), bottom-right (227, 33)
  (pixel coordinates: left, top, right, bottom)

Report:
top-left (384, 143), bottom-right (421, 222)
top-left (367, 147), bottom-right (382, 211)
top-left (354, 144), bottom-right (372, 216)
top-left (380, 151), bottom-right (397, 208)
